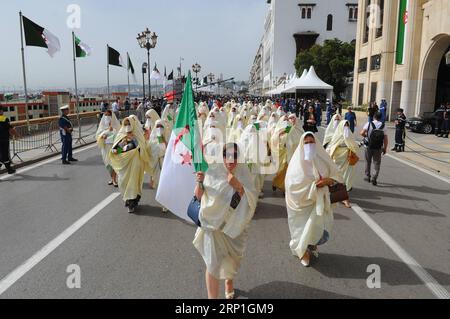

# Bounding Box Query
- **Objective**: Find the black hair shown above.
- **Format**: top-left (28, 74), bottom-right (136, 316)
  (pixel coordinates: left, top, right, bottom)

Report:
top-left (223, 143), bottom-right (239, 160)
top-left (373, 112), bottom-right (382, 120)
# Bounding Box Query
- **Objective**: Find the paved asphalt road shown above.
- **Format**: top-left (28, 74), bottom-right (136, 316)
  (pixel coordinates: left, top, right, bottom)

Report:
top-left (0, 127), bottom-right (449, 299)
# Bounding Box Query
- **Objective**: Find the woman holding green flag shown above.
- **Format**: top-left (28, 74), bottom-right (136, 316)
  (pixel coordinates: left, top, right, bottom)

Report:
top-left (193, 143), bottom-right (258, 299)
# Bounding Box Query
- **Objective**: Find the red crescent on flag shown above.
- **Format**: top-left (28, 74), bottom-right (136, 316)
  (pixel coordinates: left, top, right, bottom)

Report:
top-left (174, 125), bottom-right (190, 151)
top-left (403, 11), bottom-right (408, 24)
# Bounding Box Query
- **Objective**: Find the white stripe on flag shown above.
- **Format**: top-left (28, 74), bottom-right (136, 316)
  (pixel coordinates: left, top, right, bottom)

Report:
top-left (42, 29), bottom-right (61, 57)
top-left (156, 132), bottom-right (196, 224)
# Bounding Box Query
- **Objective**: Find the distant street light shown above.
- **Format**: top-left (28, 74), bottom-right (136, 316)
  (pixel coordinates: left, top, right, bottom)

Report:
top-left (142, 62), bottom-right (148, 100)
top-left (137, 28), bottom-right (158, 99)
top-left (192, 63), bottom-right (202, 92)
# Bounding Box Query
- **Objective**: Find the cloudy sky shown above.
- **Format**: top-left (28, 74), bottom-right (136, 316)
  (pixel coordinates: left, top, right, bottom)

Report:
top-left (0, 0), bottom-right (267, 91)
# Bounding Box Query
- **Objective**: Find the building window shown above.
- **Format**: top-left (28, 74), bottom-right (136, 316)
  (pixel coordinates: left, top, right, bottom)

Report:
top-left (358, 58), bottom-right (368, 73)
top-left (363, 0), bottom-right (369, 43)
top-left (376, 0), bottom-right (384, 38)
top-left (10, 116), bottom-right (16, 122)
top-left (370, 54), bottom-right (382, 71)
top-left (299, 4), bottom-right (315, 19)
top-left (327, 14), bottom-right (333, 31)
top-left (358, 83), bottom-right (364, 106)
top-left (348, 5), bottom-right (358, 21)
top-left (9, 106), bottom-right (15, 112)
top-left (370, 82), bottom-right (378, 102)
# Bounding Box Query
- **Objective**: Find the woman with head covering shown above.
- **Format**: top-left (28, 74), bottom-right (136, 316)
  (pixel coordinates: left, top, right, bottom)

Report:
top-left (197, 102), bottom-right (210, 127)
top-left (270, 114), bottom-right (303, 193)
top-left (285, 132), bottom-right (343, 267)
top-left (193, 143), bottom-right (258, 299)
top-left (268, 112), bottom-right (279, 139)
top-left (110, 116), bottom-right (152, 213)
top-left (147, 119), bottom-right (169, 190)
top-left (323, 114), bottom-right (342, 149)
top-left (326, 120), bottom-right (359, 208)
top-left (144, 109), bottom-right (161, 135)
top-left (96, 110), bottom-right (120, 187)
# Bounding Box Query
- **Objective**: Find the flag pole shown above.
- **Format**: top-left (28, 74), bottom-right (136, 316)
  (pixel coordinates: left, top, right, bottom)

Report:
top-left (72, 31), bottom-right (84, 144)
top-left (107, 44), bottom-right (110, 102)
top-left (127, 52), bottom-right (131, 98)
top-left (19, 11), bottom-right (30, 130)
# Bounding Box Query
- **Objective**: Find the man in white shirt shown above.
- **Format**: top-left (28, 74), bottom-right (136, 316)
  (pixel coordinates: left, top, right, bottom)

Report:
top-left (360, 112), bottom-right (389, 186)
top-left (112, 99), bottom-right (120, 120)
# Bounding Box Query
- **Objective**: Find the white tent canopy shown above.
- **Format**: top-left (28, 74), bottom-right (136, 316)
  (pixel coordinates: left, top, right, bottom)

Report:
top-left (265, 73), bottom-right (298, 96)
top-left (281, 66), bottom-right (334, 101)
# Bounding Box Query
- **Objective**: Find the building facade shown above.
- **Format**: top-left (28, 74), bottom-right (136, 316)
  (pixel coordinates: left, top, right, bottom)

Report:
top-left (249, 0), bottom-right (358, 95)
top-left (352, 0), bottom-right (450, 117)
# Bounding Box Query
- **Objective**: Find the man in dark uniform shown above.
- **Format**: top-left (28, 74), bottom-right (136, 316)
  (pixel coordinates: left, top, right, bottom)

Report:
top-left (441, 103), bottom-right (450, 138)
top-left (435, 103), bottom-right (446, 137)
top-left (0, 105), bottom-right (17, 174)
top-left (392, 108), bottom-right (407, 152)
top-left (59, 105), bottom-right (77, 165)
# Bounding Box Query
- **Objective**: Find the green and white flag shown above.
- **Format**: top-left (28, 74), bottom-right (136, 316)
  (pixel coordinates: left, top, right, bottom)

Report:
top-left (127, 53), bottom-right (135, 74)
top-left (156, 72), bottom-right (208, 223)
top-left (22, 14), bottom-right (60, 57)
top-left (74, 35), bottom-right (92, 58)
top-left (396, 0), bottom-right (409, 65)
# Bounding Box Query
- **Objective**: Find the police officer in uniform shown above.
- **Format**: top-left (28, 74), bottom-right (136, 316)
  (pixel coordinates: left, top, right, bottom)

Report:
top-left (59, 105), bottom-right (77, 165)
top-left (441, 103), bottom-right (450, 138)
top-left (0, 105), bottom-right (17, 174)
top-left (435, 103), bottom-right (446, 137)
top-left (392, 108), bottom-right (407, 152)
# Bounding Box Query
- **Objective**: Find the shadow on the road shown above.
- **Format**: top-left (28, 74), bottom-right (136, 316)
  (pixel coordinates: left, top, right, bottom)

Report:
top-left (352, 199), bottom-right (446, 218)
top-left (235, 281), bottom-right (355, 299)
top-left (351, 188), bottom-right (428, 202)
top-left (65, 156), bottom-right (103, 167)
top-left (133, 205), bottom-right (196, 229)
top-left (377, 183), bottom-right (450, 195)
top-left (313, 253), bottom-right (450, 287)
top-left (2, 174), bottom-right (70, 182)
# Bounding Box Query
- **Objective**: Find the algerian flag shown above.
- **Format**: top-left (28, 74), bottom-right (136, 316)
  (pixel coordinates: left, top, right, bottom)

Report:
top-left (74, 35), bottom-right (92, 58)
top-left (150, 63), bottom-right (162, 80)
top-left (108, 46), bottom-right (123, 67)
top-left (396, 0), bottom-right (409, 65)
top-left (22, 14), bottom-right (61, 57)
top-left (156, 72), bottom-right (208, 223)
top-left (127, 53), bottom-right (135, 74)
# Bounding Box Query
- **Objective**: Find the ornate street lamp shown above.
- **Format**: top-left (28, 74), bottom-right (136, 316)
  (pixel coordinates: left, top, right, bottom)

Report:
top-left (192, 63), bottom-right (202, 92)
top-left (137, 28), bottom-right (158, 100)
top-left (141, 62), bottom-right (148, 100)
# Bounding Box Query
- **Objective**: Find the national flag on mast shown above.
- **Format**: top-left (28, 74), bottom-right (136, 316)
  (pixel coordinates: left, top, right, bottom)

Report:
top-left (156, 72), bottom-right (208, 223)
top-left (21, 14), bottom-right (61, 57)
top-left (74, 35), bottom-right (92, 58)
top-left (108, 46), bottom-right (123, 67)
top-left (150, 63), bottom-right (162, 80)
top-left (168, 70), bottom-right (174, 81)
top-left (163, 66), bottom-right (167, 89)
top-left (396, 0), bottom-right (409, 65)
top-left (127, 53), bottom-right (135, 74)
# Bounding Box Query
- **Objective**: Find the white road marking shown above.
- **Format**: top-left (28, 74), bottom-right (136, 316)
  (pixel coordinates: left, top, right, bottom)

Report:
top-left (352, 204), bottom-right (450, 299)
top-left (0, 144), bottom-right (97, 181)
top-left (386, 154), bottom-right (450, 185)
top-left (0, 192), bottom-right (120, 296)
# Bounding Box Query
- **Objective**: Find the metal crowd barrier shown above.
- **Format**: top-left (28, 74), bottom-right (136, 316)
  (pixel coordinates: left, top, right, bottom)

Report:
top-left (9, 112), bottom-right (100, 163)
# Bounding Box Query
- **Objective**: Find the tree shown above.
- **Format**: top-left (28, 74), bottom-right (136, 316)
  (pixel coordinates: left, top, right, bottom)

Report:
top-left (294, 38), bottom-right (355, 99)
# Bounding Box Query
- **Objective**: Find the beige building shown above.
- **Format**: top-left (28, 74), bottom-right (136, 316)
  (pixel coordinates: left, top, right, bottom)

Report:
top-left (352, 0), bottom-right (450, 118)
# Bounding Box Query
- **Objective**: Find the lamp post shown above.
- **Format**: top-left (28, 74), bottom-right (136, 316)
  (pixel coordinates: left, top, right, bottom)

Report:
top-left (142, 62), bottom-right (148, 100)
top-left (208, 73), bottom-right (215, 96)
top-left (137, 28), bottom-right (158, 101)
top-left (192, 63), bottom-right (202, 93)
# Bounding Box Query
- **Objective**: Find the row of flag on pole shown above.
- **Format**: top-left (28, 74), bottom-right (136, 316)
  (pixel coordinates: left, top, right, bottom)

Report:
top-left (20, 12), bottom-right (177, 92)
top-left (21, 12), bottom-right (211, 222)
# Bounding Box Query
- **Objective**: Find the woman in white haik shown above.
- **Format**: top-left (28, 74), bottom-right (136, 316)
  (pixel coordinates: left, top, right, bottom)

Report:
top-left (96, 110), bottom-right (121, 187)
top-left (285, 132), bottom-right (343, 267)
top-left (326, 120), bottom-right (360, 208)
top-left (148, 119), bottom-right (168, 189)
top-left (193, 143), bottom-right (258, 299)
top-left (323, 113), bottom-right (342, 149)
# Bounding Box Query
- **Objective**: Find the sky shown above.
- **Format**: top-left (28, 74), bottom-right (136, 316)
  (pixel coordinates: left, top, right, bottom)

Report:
top-left (0, 0), bottom-right (267, 91)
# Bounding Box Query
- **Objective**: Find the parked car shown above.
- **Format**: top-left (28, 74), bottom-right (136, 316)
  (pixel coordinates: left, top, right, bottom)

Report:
top-left (406, 111), bottom-right (438, 134)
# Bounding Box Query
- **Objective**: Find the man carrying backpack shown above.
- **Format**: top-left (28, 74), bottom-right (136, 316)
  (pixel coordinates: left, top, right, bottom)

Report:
top-left (360, 112), bottom-right (389, 186)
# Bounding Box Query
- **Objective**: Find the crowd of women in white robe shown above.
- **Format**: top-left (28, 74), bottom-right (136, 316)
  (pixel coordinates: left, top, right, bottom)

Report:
top-left (95, 99), bottom-right (361, 299)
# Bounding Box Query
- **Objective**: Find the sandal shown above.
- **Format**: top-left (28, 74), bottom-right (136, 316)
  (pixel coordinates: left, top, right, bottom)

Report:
top-left (225, 291), bottom-right (235, 300)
